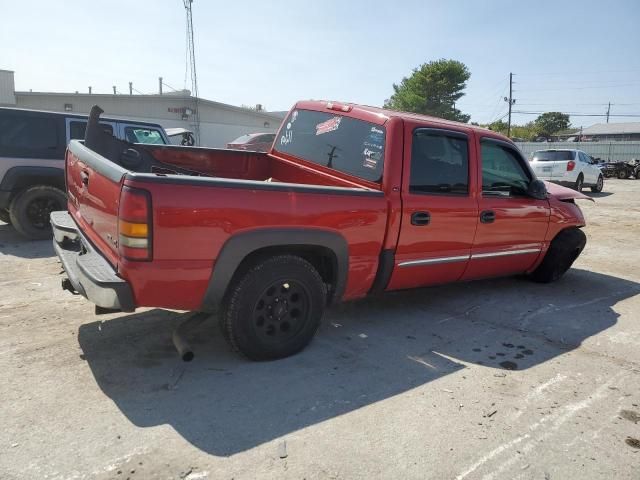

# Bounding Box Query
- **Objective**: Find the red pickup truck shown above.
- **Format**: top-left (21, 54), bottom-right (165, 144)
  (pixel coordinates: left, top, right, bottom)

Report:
top-left (52, 102), bottom-right (590, 360)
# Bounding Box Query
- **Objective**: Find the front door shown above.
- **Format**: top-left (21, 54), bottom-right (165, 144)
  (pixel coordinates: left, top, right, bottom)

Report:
top-left (463, 138), bottom-right (550, 280)
top-left (387, 126), bottom-right (478, 291)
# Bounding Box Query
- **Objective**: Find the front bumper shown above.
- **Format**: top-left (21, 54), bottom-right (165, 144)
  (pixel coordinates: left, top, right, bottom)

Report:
top-left (51, 211), bottom-right (135, 312)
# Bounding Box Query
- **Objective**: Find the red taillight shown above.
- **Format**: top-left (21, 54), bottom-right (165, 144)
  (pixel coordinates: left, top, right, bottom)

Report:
top-left (567, 161), bottom-right (576, 171)
top-left (326, 102), bottom-right (352, 112)
top-left (118, 186), bottom-right (152, 261)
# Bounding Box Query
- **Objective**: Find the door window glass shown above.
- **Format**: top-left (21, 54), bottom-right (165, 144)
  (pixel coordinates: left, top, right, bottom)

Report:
top-left (481, 141), bottom-right (531, 196)
top-left (410, 130), bottom-right (469, 195)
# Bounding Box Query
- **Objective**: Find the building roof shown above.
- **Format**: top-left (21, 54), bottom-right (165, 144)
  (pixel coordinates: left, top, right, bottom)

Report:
top-left (581, 122), bottom-right (640, 135)
top-left (15, 91), bottom-right (283, 122)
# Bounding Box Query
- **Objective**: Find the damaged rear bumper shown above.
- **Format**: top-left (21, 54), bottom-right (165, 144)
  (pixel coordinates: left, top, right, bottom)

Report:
top-left (51, 211), bottom-right (135, 312)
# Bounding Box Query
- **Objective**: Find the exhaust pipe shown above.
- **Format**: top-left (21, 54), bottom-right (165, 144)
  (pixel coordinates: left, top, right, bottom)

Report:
top-left (172, 312), bottom-right (209, 362)
top-left (61, 277), bottom-right (78, 294)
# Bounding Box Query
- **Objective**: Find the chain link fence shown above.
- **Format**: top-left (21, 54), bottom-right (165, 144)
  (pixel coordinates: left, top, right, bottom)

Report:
top-left (515, 141), bottom-right (640, 162)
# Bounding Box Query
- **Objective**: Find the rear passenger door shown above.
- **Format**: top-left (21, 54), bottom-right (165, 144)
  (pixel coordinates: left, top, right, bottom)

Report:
top-left (387, 127), bottom-right (478, 290)
top-left (462, 138), bottom-right (550, 280)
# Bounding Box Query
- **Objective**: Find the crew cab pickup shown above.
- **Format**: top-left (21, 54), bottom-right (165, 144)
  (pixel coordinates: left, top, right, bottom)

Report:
top-left (52, 102), bottom-right (591, 360)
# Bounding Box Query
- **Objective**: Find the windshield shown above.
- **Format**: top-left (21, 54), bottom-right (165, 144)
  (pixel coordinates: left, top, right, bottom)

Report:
top-left (532, 150), bottom-right (576, 161)
top-left (124, 127), bottom-right (166, 145)
top-left (274, 109), bottom-right (385, 182)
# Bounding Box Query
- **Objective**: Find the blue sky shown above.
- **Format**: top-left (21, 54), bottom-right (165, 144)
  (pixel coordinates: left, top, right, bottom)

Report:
top-left (2, 0), bottom-right (639, 128)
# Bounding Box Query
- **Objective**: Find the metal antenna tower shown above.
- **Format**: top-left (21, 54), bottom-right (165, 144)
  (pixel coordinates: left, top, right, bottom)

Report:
top-left (184, 0), bottom-right (201, 145)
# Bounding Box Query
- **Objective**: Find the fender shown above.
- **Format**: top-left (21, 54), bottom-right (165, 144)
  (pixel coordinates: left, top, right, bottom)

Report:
top-left (0, 166), bottom-right (65, 208)
top-left (201, 228), bottom-right (349, 312)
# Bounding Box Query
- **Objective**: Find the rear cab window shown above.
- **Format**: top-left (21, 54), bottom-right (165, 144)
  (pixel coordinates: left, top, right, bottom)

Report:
top-left (532, 150), bottom-right (576, 161)
top-left (273, 109), bottom-right (385, 183)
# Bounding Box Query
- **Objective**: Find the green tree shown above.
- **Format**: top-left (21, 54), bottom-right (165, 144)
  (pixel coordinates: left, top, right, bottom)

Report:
top-left (384, 59), bottom-right (471, 122)
top-left (534, 112), bottom-right (570, 137)
top-left (487, 120), bottom-right (509, 134)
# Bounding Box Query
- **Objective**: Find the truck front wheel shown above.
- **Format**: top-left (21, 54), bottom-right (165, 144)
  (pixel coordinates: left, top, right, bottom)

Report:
top-left (529, 228), bottom-right (586, 283)
top-left (9, 185), bottom-right (67, 240)
top-left (221, 255), bottom-right (327, 360)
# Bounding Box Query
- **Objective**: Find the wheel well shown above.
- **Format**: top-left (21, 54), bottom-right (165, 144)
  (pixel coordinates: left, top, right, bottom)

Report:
top-left (2, 171), bottom-right (65, 201)
top-left (230, 245), bottom-right (338, 303)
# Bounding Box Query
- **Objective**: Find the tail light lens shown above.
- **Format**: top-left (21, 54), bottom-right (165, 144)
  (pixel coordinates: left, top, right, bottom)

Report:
top-left (118, 186), bottom-right (152, 260)
top-left (567, 161), bottom-right (576, 171)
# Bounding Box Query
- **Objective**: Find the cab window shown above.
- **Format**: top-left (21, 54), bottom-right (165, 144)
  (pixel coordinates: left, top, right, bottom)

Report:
top-left (69, 121), bottom-right (113, 140)
top-left (481, 140), bottom-right (531, 197)
top-left (125, 127), bottom-right (165, 144)
top-left (410, 130), bottom-right (469, 195)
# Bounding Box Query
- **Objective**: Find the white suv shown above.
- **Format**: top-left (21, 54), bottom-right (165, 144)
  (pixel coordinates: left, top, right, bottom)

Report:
top-left (530, 149), bottom-right (604, 192)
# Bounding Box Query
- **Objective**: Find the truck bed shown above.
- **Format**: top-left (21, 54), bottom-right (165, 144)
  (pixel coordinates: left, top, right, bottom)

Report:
top-left (64, 139), bottom-right (388, 312)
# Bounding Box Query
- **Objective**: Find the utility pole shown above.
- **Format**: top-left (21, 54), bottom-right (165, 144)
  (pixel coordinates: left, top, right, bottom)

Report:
top-left (508, 73), bottom-right (513, 136)
top-left (129, 82), bottom-right (133, 95)
top-left (504, 73), bottom-right (516, 137)
top-left (606, 102), bottom-right (611, 123)
top-left (112, 86), bottom-right (116, 95)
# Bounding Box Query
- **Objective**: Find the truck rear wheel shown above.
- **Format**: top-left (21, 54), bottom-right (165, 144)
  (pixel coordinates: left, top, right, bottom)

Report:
top-left (9, 185), bottom-right (67, 240)
top-left (529, 228), bottom-right (586, 283)
top-left (221, 255), bottom-right (326, 360)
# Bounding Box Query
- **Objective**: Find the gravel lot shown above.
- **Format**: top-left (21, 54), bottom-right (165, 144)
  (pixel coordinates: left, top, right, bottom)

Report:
top-left (1, 179), bottom-right (639, 480)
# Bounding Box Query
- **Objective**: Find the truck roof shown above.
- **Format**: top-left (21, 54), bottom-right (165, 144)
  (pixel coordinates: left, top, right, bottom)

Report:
top-left (294, 100), bottom-right (510, 142)
top-left (0, 106), bottom-right (166, 130)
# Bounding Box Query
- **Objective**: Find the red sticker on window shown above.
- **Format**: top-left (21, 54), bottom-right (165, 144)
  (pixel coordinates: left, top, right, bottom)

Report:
top-left (315, 116), bottom-right (342, 136)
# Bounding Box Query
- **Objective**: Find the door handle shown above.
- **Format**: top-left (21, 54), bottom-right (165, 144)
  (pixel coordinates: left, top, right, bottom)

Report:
top-left (80, 171), bottom-right (89, 186)
top-left (411, 211), bottom-right (431, 226)
top-left (480, 210), bottom-right (495, 224)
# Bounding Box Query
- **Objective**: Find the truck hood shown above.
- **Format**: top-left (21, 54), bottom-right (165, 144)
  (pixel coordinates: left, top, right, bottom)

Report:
top-left (544, 181), bottom-right (594, 202)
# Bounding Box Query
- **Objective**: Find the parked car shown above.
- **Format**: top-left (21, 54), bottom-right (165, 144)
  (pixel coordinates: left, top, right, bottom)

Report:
top-left (0, 107), bottom-right (169, 239)
top-left (52, 101), bottom-right (590, 361)
top-left (226, 132), bottom-right (276, 152)
top-left (529, 149), bottom-right (603, 192)
top-left (165, 127), bottom-right (195, 146)
top-left (601, 160), bottom-right (638, 179)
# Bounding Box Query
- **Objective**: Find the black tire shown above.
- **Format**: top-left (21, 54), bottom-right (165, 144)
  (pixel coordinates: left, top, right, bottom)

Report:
top-left (617, 169), bottom-right (627, 179)
top-left (9, 185), bottom-right (67, 240)
top-left (529, 228), bottom-right (586, 283)
top-left (574, 174), bottom-right (584, 191)
top-left (635, 169), bottom-right (640, 180)
top-left (221, 255), bottom-right (327, 360)
top-left (591, 175), bottom-right (604, 193)
top-left (0, 209), bottom-right (11, 224)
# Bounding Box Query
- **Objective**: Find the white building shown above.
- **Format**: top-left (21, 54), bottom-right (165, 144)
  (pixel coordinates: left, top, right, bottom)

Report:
top-left (0, 70), bottom-right (285, 147)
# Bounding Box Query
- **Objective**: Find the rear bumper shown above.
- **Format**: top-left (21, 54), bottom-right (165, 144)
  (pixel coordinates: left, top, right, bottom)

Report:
top-left (51, 211), bottom-right (135, 312)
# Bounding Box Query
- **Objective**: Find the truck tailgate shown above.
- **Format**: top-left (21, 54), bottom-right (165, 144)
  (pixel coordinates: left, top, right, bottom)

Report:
top-left (65, 140), bottom-right (127, 268)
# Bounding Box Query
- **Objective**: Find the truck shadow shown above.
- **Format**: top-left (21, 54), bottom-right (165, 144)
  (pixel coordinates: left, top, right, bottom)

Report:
top-left (77, 268), bottom-right (639, 457)
top-left (0, 223), bottom-right (55, 259)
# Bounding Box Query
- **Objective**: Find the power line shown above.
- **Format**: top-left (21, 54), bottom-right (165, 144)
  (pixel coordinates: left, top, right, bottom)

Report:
top-left (514, 82), bottom-right (640, 92)
top-left (513, 111), bottom-right (640, 118)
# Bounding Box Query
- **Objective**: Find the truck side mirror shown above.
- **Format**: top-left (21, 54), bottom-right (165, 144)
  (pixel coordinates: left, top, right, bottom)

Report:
top-left (527, 179), bottom-right (547, 200)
